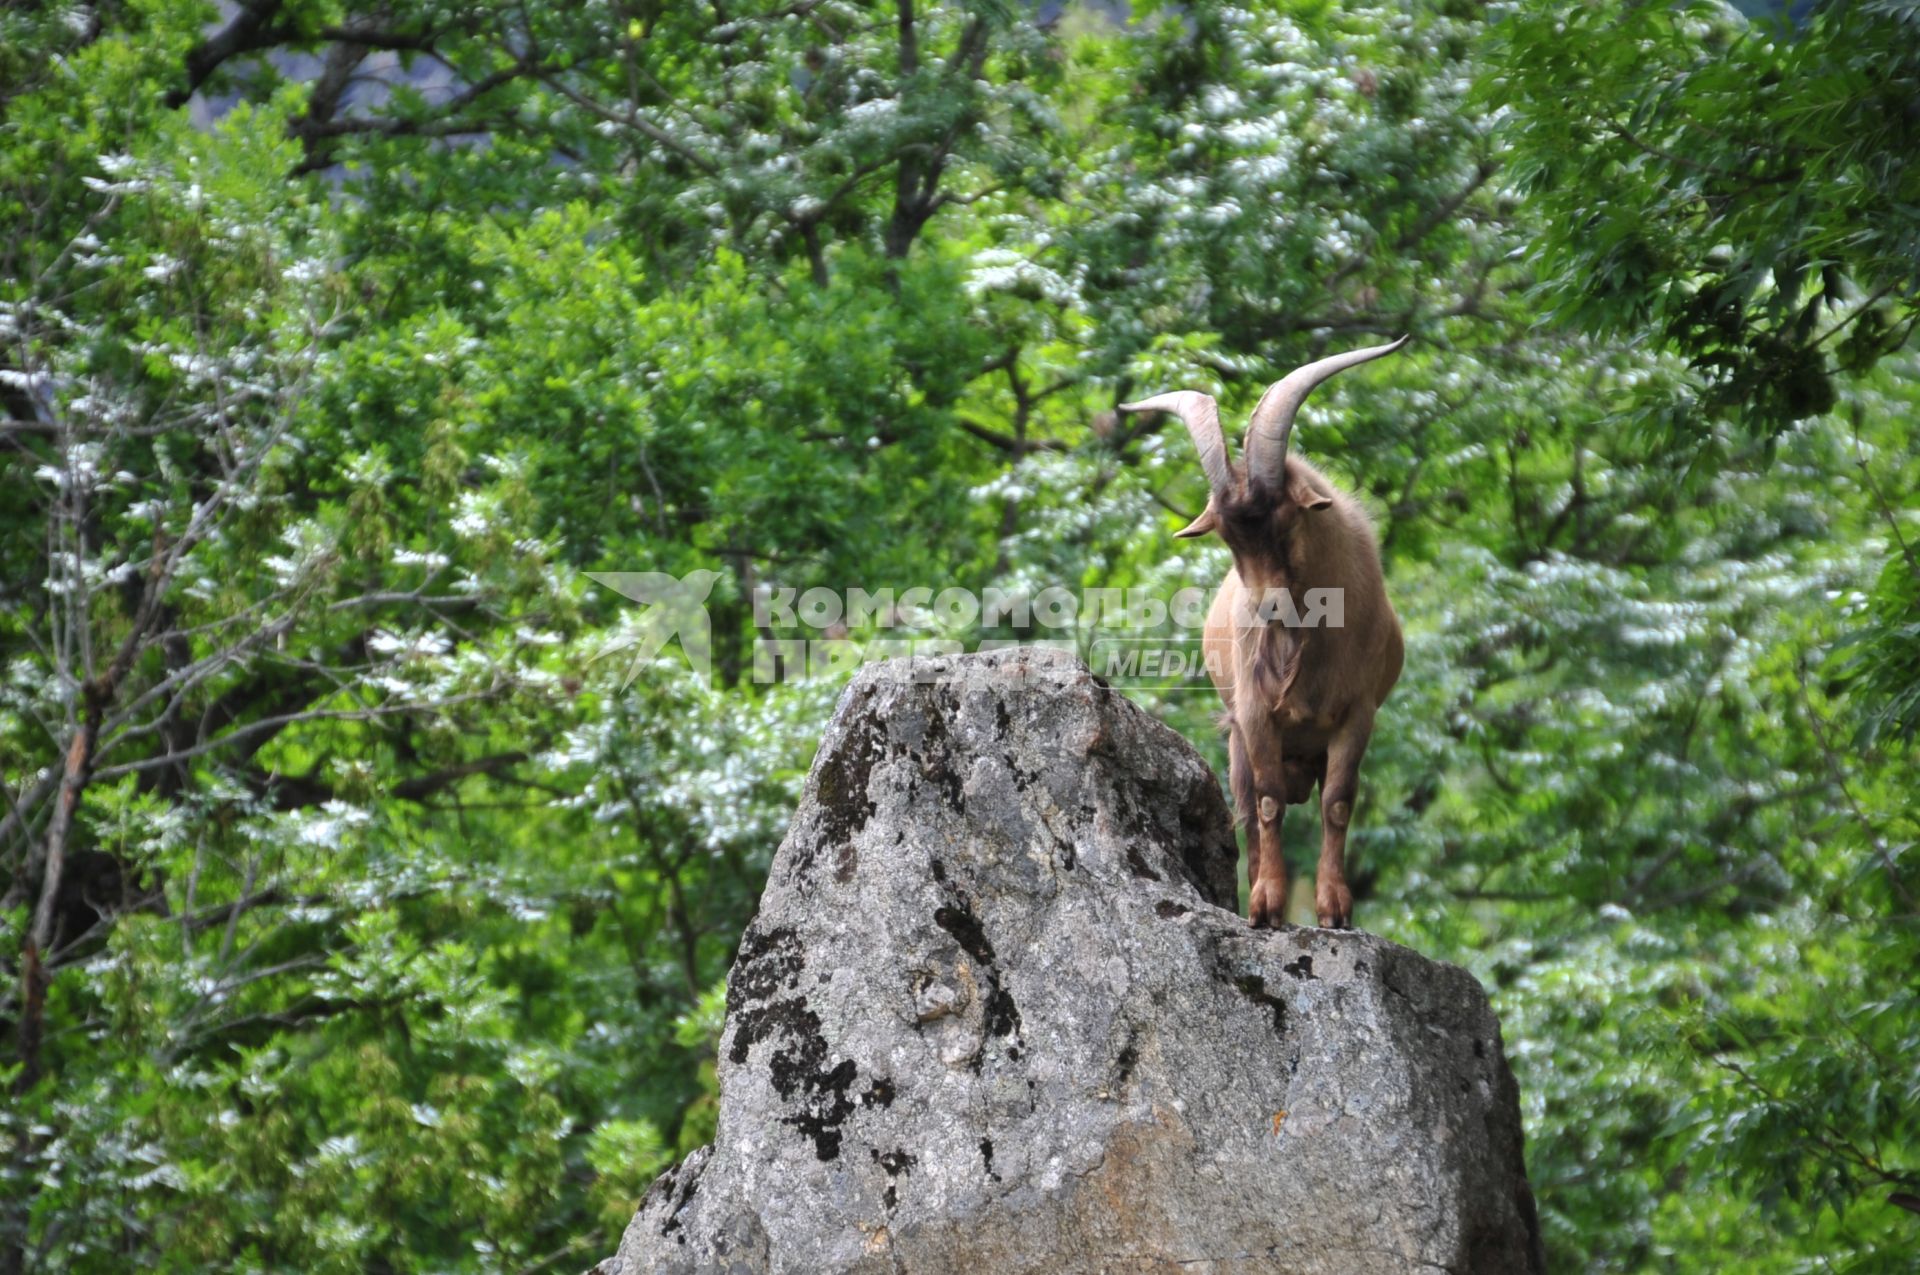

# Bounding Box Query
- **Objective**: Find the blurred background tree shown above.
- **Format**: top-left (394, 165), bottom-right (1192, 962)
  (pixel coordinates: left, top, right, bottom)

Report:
top-left (1, 1), bottom-right (1912, 1271)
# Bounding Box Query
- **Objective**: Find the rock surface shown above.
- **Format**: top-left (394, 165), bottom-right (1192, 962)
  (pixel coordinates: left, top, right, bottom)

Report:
top-left (596, 648), bottom-right (1543, 1275)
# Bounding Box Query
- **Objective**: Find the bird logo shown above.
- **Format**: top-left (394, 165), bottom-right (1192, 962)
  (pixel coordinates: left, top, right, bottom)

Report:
top-left (586, 569), bottom-right (722, 686)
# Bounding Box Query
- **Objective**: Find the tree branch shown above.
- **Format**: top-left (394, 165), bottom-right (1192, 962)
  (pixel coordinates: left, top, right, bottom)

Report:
top-left (165, 0), bottom-right (294, 108)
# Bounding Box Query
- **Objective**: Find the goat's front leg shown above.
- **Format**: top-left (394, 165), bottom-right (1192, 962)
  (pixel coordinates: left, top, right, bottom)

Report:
top-left (1315, 715), bottom-right (1374, 929)
top-left (1232, 716), bottom-right (1290, 929)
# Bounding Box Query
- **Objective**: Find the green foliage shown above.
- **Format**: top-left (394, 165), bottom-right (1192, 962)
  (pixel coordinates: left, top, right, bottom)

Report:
top-left (1488, 0), bottom-right (1920, 436)
top-left (1, 2), bottom-right (1914, 1272)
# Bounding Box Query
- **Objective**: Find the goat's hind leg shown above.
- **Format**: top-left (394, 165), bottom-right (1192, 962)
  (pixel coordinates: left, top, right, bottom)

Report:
top-left (1228, 726), bottom-right (1259, 892)
top-left (1315, 717), bottom-right (1373, 929)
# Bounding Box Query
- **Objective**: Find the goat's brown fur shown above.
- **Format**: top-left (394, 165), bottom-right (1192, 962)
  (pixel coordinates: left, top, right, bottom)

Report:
top-left (1125, 343), bottom-right (1405, 928)
top-left (1200, 456), bottom-right (1402, 927)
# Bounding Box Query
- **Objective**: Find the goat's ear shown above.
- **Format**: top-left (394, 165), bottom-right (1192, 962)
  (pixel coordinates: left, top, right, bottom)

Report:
top-left (1172, 505), bottom-right (1220, 538)
top-left (1287, 472), bottom-right (1335, 511)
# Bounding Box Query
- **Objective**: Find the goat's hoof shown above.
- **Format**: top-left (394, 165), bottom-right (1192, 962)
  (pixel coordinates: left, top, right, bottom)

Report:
top-left (1315, 880), bottom-right (1353, 930)
top-left (1248, 878), bottom-right (1288, 929)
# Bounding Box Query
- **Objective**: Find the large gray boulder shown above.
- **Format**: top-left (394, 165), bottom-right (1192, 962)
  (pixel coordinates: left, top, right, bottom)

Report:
top-left (597, 648), bottom-right (1543, 1275)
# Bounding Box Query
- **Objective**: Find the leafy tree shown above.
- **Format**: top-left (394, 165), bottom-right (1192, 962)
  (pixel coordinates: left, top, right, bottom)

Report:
top-left (1479, 1), bottom-right (1920, 1266)
top-left (1489, 0), bottom-right (1920, 435)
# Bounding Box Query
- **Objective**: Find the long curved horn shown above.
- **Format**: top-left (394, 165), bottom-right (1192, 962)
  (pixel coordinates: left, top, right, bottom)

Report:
top-left (1118, 391), bottom-right (1232, 496)
top-left (1244, 335), bottom-right (1409, 485)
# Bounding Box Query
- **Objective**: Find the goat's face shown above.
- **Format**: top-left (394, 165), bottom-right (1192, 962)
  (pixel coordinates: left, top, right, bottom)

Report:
top-left (1123, 337), bottom-right (1405, 577)
top-left (1173, 463), bottom-right (1335, 564)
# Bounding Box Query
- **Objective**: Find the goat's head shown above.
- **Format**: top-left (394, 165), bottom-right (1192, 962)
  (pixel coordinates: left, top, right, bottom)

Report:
top-left (1119, 336), bottom-right (1408, 557)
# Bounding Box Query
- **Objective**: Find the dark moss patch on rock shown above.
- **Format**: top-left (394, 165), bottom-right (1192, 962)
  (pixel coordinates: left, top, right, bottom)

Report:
top-left (933, 903), bottom-right (995, 965)
top-left (1232, 973), bottom-right (1288, 1036)
top-left (911, 699), bottom-right (967, 807)
top-left (984, 981), bottom-right (1020, 1039)
top-left (1114, 1026), bottom-right (1141, 1084)
top-left (780, 1056), bottom-right (859, 1162)
top-left (727, 924), bottom-right (805, 1015)
top-left (807, 686), bottom-right (887, 859)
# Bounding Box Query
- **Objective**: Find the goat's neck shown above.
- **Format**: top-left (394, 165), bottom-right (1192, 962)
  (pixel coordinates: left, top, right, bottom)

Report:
top-left (1238, 528), bottom-right (1319, 711)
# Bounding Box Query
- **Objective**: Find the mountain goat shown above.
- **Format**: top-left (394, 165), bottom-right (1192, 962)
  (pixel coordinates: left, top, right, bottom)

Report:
top-left (1121, 338), bottom-right (1407, 929)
